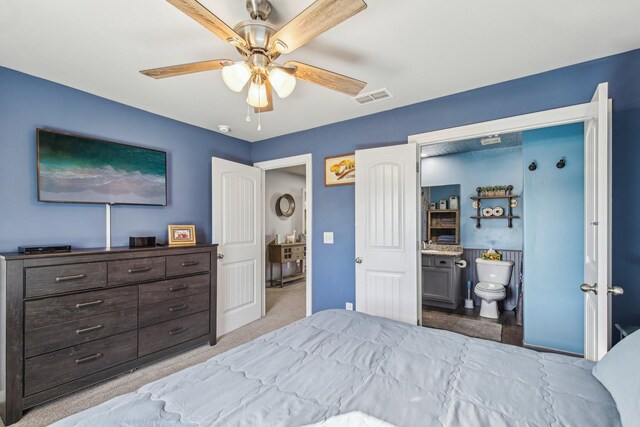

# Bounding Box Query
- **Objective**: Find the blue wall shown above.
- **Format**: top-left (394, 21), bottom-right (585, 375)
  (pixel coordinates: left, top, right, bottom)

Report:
top-left (422, 146), bottom-right (523, 250)
top-left (0, 67), bottom-right (252, 252)
top-left (252, 48), bottom-right (640, 337)
top-left (2, 48), bottom-right (639, 341)
top-left (523, 124), bottom-right (584, 354)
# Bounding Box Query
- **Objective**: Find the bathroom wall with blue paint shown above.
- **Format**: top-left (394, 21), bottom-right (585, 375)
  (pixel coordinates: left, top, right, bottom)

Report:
top-left (252, 48), bottom-right (640, 340)
top-left (421, 146), bottom-right (523, 250)
top-left (426, 184), bottom-right (460, 206)
top-left (0, 67), bottom-right (252, 252)
top-left (522, 124), bottom-right (585, 354)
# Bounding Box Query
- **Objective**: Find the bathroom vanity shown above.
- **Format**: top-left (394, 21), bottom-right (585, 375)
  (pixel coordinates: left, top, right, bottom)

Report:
top-left (422, 249), bottom-right (463, 309)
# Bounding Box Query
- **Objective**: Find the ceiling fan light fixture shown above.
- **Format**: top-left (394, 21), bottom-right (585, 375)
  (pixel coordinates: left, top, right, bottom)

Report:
top-left (221, 62), bottom-right (252, 92)
top-left (268, 67), bottom-right (296, 98)
top-left (246, 76), bottom-right (268, 108)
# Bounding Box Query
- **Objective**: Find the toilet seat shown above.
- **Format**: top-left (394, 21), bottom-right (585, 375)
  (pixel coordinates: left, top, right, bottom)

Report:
top-left (475, 282), bottom-right (505, 293)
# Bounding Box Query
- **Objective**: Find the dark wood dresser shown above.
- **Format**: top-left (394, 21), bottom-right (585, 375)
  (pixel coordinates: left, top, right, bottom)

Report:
top-left (0, 244), bottom-right (217, 425)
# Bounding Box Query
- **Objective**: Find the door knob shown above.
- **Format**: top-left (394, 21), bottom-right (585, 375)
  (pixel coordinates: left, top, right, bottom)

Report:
top-left (217, 253), bottom-right (224, 260)
top-left (608, 286), bottom-right (624, 296)
top-left (580, 283), bottom-right (598, 294)
top-left (355, 257), bottom-right (363, 264)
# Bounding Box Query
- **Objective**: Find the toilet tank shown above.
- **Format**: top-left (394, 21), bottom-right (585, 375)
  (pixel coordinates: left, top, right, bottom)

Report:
top-left (475, 258), bottom-right (515, 286)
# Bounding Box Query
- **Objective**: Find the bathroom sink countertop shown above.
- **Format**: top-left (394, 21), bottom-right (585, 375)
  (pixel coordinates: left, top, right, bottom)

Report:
top-left (421, 249), bottom-right (463, 257)
top-left (421, 244), bottom-right (463, 257)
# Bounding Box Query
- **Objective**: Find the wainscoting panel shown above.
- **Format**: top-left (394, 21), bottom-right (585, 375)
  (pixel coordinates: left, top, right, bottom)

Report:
top-left (461, 249), bottom-right (522, 311)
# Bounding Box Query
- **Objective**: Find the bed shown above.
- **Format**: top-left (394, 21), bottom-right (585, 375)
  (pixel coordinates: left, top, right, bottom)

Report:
top-left (52, 309), bottom-right (622, 426)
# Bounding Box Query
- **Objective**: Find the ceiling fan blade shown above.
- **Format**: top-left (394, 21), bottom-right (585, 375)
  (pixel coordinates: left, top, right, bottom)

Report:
top-left (165, 0), bottom-right (246, 46)
top-left (271, 0), bottom-right (367, 54)
top-left (286, 61), bottom-right (366, 96)
top-left (254, 80), bottom-right (274, 113)
top-left (140, 59), bottom-right (232, 79)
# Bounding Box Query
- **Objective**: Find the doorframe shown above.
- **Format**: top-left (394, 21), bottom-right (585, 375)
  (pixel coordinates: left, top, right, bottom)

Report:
top-left (408, 96), bottom-right (611, 354)
top-left (254, 154), bottom-right (313, 317)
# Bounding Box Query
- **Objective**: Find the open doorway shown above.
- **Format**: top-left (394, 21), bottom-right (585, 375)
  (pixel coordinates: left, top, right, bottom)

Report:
top-left (417, 120), bottom-right (590, 356)
top-left (419, 133), bottom-right (526, 346)
top-left (255, 154), bottom-right (313, 318)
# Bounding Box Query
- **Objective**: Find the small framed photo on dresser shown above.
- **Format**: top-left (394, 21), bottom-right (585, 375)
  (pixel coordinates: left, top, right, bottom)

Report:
top-left (168, 225), bottom-right (196, 246)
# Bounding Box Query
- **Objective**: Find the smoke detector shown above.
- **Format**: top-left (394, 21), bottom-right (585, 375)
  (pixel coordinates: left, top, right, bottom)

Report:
top-left (217, 124), bottom-right (231, 133)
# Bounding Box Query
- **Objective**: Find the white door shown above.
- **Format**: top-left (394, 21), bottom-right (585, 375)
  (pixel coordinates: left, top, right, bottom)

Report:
top-left (355, 144), bottom-right (419, 324)
top-left (212, 157), bottom-right (263, 336)
top-left (582, 83), bottom-right (620, 361)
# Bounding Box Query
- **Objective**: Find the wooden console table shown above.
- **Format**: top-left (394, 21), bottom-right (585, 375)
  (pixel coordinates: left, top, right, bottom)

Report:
top-left (268, 242), bottom-right (306, 287)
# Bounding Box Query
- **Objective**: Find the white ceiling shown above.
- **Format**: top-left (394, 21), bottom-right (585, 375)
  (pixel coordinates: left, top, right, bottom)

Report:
top-left (1, 0), bottom-right (639, 143)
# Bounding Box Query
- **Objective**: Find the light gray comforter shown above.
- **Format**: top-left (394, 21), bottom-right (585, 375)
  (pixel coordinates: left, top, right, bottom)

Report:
top-left (53, 309), bottom-right (621, 426)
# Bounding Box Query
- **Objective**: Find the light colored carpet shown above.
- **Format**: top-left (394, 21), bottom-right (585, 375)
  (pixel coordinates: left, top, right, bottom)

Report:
top-left (11, 282), bottom-right (306, 427)
top-left (422, 309), bottom-right (503, 342)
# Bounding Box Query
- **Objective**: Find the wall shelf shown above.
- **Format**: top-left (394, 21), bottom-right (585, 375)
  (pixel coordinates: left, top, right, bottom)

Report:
top-left (427, 209), bottom-right (459, 244)
top-left (471, 185), bottom-right (520, 228)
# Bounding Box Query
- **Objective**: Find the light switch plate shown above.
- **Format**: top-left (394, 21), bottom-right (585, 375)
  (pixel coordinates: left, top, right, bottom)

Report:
top-left (323, 232), bottom-right (334, 244)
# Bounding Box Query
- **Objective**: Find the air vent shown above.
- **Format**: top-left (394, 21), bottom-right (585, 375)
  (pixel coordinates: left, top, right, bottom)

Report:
top-left (353, 88), bottom-right (393, 105)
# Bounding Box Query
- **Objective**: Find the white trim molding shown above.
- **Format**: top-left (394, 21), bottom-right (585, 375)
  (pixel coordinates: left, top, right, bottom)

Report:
top-left (408, 103), bottom-right (591, 145)
top-left (254, 154), bottom-right (313, 317)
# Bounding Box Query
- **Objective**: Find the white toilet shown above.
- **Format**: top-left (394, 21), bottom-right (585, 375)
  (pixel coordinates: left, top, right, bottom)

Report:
top-left (474, 258), bottom-right (515, 319)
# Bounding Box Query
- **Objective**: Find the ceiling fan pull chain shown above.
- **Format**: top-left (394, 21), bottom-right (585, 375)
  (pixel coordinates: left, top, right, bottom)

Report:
top-left (245, 104), bottom-right (252, 122)
top-left (257, 87), bottom-right (262, 131)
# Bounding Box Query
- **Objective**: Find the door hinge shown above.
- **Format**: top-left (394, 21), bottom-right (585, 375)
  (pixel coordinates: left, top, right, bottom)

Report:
top-left (416, 162), bottom-right (420, 173)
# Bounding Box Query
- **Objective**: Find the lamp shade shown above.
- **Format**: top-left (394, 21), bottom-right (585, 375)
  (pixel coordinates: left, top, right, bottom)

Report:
top-left (246, 79), bottom-right (268, 108)
top-left (268, 68), bottom-right (296, 98)
top-left (221, 62), bottom-right (251, 92)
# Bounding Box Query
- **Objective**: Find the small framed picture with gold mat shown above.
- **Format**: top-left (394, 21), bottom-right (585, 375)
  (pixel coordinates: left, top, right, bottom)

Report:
top-left (168, 225), bottom-right (196, 246)
top-left (325, 153), bottom-right (355, 186)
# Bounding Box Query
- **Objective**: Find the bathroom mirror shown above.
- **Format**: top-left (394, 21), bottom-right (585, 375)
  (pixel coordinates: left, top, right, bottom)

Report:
top-left (276, 194), bottom-right (295, 217)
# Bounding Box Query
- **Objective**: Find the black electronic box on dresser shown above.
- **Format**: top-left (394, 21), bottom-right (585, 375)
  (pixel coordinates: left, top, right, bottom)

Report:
top-left (0, 244), bottom-right (218, 425)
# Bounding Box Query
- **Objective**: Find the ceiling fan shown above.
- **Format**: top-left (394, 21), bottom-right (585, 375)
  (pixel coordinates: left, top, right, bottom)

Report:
top-left (141, 0), bottom-right (368, 123)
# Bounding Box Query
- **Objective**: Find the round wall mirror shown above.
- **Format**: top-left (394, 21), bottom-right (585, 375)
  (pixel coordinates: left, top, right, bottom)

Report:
top-left (276, 194), bottom-right (295, 217)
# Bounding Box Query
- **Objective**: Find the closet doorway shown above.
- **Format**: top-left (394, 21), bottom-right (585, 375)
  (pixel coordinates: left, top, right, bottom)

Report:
top-left (255, 154), bottom-right (313, 318)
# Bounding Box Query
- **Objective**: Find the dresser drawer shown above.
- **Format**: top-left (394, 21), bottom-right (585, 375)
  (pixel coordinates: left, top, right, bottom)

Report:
top-left (25, 308), bottom-right (138, 358)
top-left (139, 274), bottom-right (210, 305)
top-left (25, 287), bottom-right (138, 330)
top-left (25, 263), bottom-right (107, 298)
top-left (24, 330), bottom-right (137, 396)
top-left (434, 257), bottom-right (454, 268)
top-left (108, 257), bottom-right (165, 285)
top-left (138, 311), bottom-right (209, 357)
top-left (139, 292), bottom-right (209, 328)
top-left (166, 252), bottom-right (210, 278)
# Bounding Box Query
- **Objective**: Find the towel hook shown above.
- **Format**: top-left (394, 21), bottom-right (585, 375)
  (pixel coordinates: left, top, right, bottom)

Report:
top-left (556, 158), bottom-right (566, 169)
top-left (528, 161), bottom-right (537, 171)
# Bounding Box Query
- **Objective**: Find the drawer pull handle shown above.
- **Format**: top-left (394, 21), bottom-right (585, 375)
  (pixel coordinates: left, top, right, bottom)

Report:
top-left (169, 327), bottom-right (186, 336)
top-left (76, 300), bottom-right (104, 309)
top-left (181, 261), bottom-right (199, 267)
top-left (440, 261), bottom-right (447, 264)
top-left (169, 304), bottom-right (188, 313)
top-left (169, 285), bottom-right (188, 292)
top-left (75, 353), bottom-right (103, 364)
top-left (76, 324), bottom-right (103, 334)
top-left (128, 267), bottom-right (151, 274)
top-left (55, 274), bottom-right (87, 283)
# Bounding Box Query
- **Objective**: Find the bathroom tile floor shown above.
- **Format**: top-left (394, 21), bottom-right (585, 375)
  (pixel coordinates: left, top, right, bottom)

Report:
top-left (422, 305), bottom-right (523, 346)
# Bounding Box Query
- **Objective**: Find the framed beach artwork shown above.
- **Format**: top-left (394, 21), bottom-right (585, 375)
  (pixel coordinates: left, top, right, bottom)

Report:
top-left (168, 225), bottom-right (196, 246)
top-left (325, 153), bottom-right (356, 186)
top-left (37, 129), bottom-right (167, 206)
